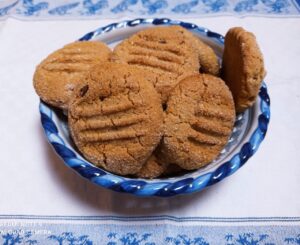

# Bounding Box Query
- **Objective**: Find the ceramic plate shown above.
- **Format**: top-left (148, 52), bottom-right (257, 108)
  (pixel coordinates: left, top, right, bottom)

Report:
top-left (39, 18), bottom-right (270, 197)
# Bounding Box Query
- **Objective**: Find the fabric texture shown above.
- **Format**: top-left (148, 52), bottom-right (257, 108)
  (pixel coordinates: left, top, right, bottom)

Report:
top-left (0, 0), bottom-right (300, 20)
top-left (0, 216), bottom-right (300, 244)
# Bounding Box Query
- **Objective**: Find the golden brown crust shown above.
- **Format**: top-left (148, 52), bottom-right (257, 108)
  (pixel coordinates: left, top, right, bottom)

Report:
top-left (221, 27), bottom-right (266, 113)
top-left (192, 37), bottom-right (220, 76)
top-left (68, 63), bottom-right (164, 176)
top-left (180, 27), bottom-right (220, 76)
top-left (135, 154), bottom-right (168, 179)
top-left (33, 41), bottom-right (112, 109)
top-left (111, 26), bottom-right (200, 103)
top-left (159, 74), bottom-right (235, 170)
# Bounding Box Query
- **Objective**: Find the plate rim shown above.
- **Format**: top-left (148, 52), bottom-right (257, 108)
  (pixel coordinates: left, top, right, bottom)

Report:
top-left (39, 18), bottom-right (271, 197)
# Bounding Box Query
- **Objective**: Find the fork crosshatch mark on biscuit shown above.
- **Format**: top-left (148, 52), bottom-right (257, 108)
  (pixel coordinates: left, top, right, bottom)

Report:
top-left (111, 26), bottom-right (201, 103)
top-left (33, 41), bottom-right (112, 109)
top-left (68, 63), bottom-right (163, 176)
top-left (160, 74), bottom-right (235, 170)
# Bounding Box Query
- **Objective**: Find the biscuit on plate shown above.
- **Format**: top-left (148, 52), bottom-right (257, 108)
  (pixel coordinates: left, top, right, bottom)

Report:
top-left (34, 41), bottom-right (111, 109)
top-left (111, 26), bottom-right (200, 103)
top-left (159, 74), bottom-right (235, 170)
top-left (221, 27), bottom-right (266, 113)
top-left (68, 63), bottom-right (163, 176)
top-left (180, 27), bottom-right (220, 75)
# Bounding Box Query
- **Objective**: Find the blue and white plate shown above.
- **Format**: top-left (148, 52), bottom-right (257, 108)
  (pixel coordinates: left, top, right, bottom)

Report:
top-left (39, 18), bottom-right (270, 197)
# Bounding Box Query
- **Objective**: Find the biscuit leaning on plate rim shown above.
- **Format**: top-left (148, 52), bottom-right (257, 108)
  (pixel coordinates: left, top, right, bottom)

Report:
top-left (34, 24), bottom-right (264, 178)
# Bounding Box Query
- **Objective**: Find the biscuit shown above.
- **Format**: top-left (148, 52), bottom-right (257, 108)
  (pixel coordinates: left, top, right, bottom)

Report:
top-left (180, 27), bottom-right (220, 75)
top-left (34, 41), bottom-right (111, 109)
top-left (135, 154), bottom-right (168, 179)
top-left (68, 63), bottom-right (163, 175)
top-left (191, 37), bottom-right (220, 75)
top-left (221, 27), bottom-right (266, 113)
top-left (159, 74), bottom-right (235, 170)
top-left (111, 26), bottom-right (200, 103)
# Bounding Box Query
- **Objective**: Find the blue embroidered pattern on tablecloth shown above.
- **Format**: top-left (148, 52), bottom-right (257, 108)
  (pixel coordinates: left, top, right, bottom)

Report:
top-left (0, 0), bottom-right (299, 19)
top-left (0, 216), bottom-right (300, 244)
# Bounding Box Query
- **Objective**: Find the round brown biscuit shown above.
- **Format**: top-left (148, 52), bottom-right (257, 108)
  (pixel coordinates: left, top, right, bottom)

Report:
top-left (68, 63), bottom-right (164, 176)
top-left (33, 41), bottom-right (112, 109)
top-left (221, 27), bottom-right (266, 113)
top-left (159, 74), bottom-right (235, 170)
top-left (111, 26), bottom-right (200, 103)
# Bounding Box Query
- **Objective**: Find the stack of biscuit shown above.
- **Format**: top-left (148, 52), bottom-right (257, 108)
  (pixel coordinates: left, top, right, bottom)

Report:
top-left (34, 26), bottom-right (265, 178)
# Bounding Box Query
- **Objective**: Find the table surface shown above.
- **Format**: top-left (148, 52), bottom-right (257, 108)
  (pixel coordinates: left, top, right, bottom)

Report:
top-left (0, 17), bottom-right (299, 217)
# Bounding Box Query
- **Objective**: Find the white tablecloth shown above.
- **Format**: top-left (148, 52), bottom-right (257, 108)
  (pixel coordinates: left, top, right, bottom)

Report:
top-left (0, 14), bottom-right (300, 245)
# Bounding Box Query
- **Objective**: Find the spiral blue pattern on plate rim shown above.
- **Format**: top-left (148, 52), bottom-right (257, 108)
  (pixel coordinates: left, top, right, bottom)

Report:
top-left (39, 18), bottom-right (270, 197)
